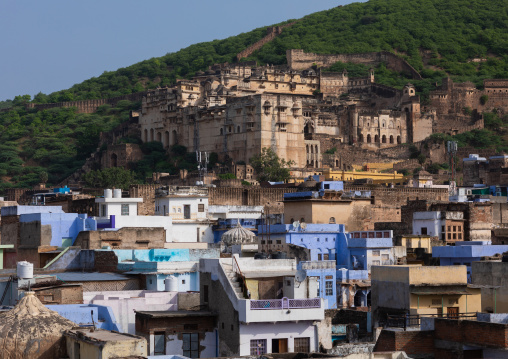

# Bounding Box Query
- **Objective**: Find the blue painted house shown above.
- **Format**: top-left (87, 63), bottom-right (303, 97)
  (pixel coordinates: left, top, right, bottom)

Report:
top-left (433, 241), bottom-right (508, 281)
top-left (114, 248), bottom-right (220, 292)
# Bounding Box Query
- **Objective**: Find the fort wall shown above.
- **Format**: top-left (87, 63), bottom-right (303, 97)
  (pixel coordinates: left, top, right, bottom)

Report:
top-left (286, 49), bottom-right (422, 79)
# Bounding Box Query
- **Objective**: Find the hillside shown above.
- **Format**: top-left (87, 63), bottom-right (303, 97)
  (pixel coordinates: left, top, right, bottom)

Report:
top-left (1, 0), bottom-right (508, 191)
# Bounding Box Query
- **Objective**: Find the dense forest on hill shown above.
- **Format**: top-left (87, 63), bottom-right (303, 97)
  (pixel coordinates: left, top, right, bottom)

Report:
top-left (1, 0), bottom-right (508, 191)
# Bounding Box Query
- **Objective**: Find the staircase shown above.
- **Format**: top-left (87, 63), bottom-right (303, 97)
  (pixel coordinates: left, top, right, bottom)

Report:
top-left (222, 261), bottom-right (244, 298)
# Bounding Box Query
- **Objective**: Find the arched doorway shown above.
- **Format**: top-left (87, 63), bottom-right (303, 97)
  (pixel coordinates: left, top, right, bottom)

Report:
top-left (165, 131), bottom-right (170, 148)
top-left (397, 136), bottom-right (401, 144)
top-left (382, 135), bottom-right (386, 144)
top-left (390, 135), bottom-right (394, 144)
top-left (157, 132), bottom-right (162, 142)
top-left (367, 134), bottom-right (371, 143)
top-left (171, 130), bottom-right (178, 146)
top-left (375, 135), bottom-right (379, 143)
top-left (144, 129), bottom-right (148, 142)
top-left (150, 128), bottom-right (154, 142)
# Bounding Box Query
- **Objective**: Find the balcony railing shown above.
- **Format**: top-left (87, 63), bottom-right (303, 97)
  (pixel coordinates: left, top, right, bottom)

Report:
top-left (250, 297), bottom-right (321, 310)
top-left (384, 312), bottom-right (478, 330)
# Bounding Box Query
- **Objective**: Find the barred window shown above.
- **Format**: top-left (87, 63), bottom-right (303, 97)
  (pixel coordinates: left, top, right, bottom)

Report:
top-left (294, 337), bottom-right (310, 352)
top-left (250, 339), bottom-right (267, 355)
top-left (183, 333), bottom-right (199, 358)
top-left (325, 281), bottom-right (333, 296)
top-left (198, 204), bottom-right (205, 212)
top-left (121, 204), bottom-right (129, 216)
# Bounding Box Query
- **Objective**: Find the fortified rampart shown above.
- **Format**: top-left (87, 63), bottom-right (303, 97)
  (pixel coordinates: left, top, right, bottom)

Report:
top-left (236, 22), bottom-right (297, 60)
top-left (25, 91), bottom-right (147, 114)
top-left (286, 49), bottom-right (422, 79)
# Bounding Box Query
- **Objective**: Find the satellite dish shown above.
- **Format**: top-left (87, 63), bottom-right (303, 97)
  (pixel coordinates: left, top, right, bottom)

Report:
top-left (295, 269), bottom-right (307, 283)
top-left (301, 222), bottom-right (307, 230)
top-left (292, 221), bottom-right (300, 229)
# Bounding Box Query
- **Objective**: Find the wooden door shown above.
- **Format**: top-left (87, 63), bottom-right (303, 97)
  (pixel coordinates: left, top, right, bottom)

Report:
top-left (447, 306), bottom-right (459, 319)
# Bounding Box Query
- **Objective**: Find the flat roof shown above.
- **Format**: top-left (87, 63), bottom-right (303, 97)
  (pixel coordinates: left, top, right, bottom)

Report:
top-left (135, 310), bottom-right (216, 318)
top-left (55, 272), bottom-right (131, 282)
top-left (65, 328), bottom-right (144, 342)
top-left (243, 271), bottom-right (296, 278)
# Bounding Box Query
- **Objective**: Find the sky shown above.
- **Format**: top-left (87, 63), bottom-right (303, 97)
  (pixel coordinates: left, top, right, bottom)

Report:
top-left (0, 0), bottom-right (364, 102)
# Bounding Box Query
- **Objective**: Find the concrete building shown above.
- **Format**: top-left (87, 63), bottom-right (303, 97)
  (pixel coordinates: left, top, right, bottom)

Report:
top-left (64, 328), bottom-right (147, 358)
top-left (84, 290), bottom-right (178, 334)
top-left (433, 241), bottom-right (508, 281)
top-left (283, 190), bottom-right (372, 232)
top-left (47, 303), bottom-right (120, 331)
top-left (136, 310), bottom-right (217, 357)
top-left (94, 189), bottom-right (173, 240)
top-left (258, 223), bottom-right (347, 261)
top-left (471, 260), bottom-right (508, 313)
top-left (200, 256), bottom-right (325, 356)
top-left (154, 187), bottom-right (214, 243)
top-left (371, 265), bottom-right (481, 328)
top-left (412, 210), bottom-right (465, 243)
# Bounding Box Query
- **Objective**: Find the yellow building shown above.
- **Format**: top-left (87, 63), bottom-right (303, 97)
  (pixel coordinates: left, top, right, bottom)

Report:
top-left (399, 235), bottom-right (433, 255)
top-left (283, 194), bottom-right (372, 232)
top-left (372, 265), bottom-right (481, 327)
top-left (323, 168), bottom-right (405, 185)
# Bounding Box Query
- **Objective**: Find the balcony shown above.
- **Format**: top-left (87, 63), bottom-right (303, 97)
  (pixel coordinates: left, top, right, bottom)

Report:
top-left (250, 297), bottom-right (321, 310)
top-left (300, 260), bottom-right (336, 270)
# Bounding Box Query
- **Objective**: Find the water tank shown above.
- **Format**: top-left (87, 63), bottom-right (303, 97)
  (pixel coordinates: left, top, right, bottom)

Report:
top-left (113, 189), bottom-right (122, 198)
top-left (17, 261), bottom-right (33, 279)
top-left (104, 189), bottom-right (113, 198)
top-left (165, 276), bottom-right (179, 292)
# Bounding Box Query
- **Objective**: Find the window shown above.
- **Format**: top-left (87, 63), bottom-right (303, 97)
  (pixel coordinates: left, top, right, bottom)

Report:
top-left (325, 281), bottom-right (333, 296)
top-left (154, 332), bottom-right (166, 355)
top-left (198, 204), bottom-right (205, 212)
top-left (441, 225), bottom-right (445, 233)
top-left (323, 254), bottom-right (329, 260)
top-left (317, 281), bottom-right (320, 297)
top-left (372, 260), bottom-right (380, 265)
top-left (184, 205), bottom-right (191, 219)
top-left (121, 204), bottom-right (129, 216)
top-left (329, 217), bottom-right (336, 224)
top-left (250, 339), bottom-right (267, 355)
top-left (294, 337), bottom-right (310, 352)
top-left (287, 280), bottom-right (291, 286)
top-left (101, 204), bottom-right (106, 217)
top-left (318, 254), bottom-right (322, 261)
top-left (183, 333), bottom-right (199, 358)
top-left (448, 226), bottom-right (451, 231)
top-left (458, 233), bottom-right (462, 240)
top-left (421, 227), bottom-right (427, 235)
top-left (182, 279), bottom-right (186, 284)
top-left (458, 226), bottom-right (462, 231)
top-left (372, 250), bottom-right (380, 256)
top-left (276, 240), bottom-right (282, 244)
top-left (382, 254), bottom-right (389, 261)
top-left (453, 226), bottom-right (456, 232)
top-left (203, 285), bottom-right (209, 303)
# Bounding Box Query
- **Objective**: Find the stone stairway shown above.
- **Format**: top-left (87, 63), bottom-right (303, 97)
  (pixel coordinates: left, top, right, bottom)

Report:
top-left (222, 262), bottom-right (244, 298)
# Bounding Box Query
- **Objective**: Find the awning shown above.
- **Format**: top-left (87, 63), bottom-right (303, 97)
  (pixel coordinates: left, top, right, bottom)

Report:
top-left (410, 285), bottom-right (471, 295)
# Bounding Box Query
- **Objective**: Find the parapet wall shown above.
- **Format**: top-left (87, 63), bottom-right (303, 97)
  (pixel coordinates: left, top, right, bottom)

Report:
top-left (287, 49), bottom-right (422, 79)
top-left (25, 91), bottom-right (147, 114)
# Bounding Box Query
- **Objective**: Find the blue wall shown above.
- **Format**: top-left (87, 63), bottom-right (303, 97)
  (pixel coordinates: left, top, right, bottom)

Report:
top-left (299, 263), bottom-right (337, 309)
top-left (46, 304), bottom-right (119, 331)
top-left (19, 212), bottom-right (95, 247)
top-left (146, 272), bottom-right (199, 292)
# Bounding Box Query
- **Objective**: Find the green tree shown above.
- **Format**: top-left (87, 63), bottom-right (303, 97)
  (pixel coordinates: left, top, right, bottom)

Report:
top-left (250, 147), bottom-right (294, 182)
top-left (83, 167), bottom-right (136, 189)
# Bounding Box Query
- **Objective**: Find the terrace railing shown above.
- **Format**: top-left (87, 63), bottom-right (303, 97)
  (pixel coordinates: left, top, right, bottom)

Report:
top-left (250, 297), bottom-right (321, 310)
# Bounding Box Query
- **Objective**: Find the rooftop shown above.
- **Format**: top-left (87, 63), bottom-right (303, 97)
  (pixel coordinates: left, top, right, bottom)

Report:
top-left (135, 310), bottom-right (216, 318)
top-left (65, 328), bottom-right (145, 343)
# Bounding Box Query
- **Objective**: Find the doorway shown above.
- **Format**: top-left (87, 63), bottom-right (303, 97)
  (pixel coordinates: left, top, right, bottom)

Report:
top-left (184, 205), bottom-right (191, 219)
top-left (271, 338), bottom-right (288, 353)
top-left (447, 306), bottom-right (459, 319)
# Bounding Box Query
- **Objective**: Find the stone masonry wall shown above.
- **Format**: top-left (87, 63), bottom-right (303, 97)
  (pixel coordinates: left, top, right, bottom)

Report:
top-left (287, 49), bottom-right (422, 79)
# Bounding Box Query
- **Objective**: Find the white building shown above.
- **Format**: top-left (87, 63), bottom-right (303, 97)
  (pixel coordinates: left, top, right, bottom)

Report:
top-left (200, 256), bottom-right (325, 356)
top-left (95, 189), bottom-right (172, 239)
top-left (154, 187), bottom-right (214, 243)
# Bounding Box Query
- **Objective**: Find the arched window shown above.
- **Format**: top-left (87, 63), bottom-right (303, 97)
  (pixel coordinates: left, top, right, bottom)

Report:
top-left (150, 128), bottom-right (154, 141)
top-left (374, 135), bottom-right (379, 143)
top-left (164, 131), bottom-right (170, 148)
top-left (397, 136), bottom-right (401, 144)
top-left (329, 217), bottom-right (336, 224)
top-left (111, 153), bottom-right (118, 167)
top-left (171, 130), bottom-right (178, 145)
top-left (367, 134), bottom-right (371, 143)
top-left (220, 128), bottom-right (223, 135)
top-left (382, 135), bottom-right (386, 144)
top-left (390, 135), bottom-right (394, 144)
top-left (144, 129), bottom-right (148, 142)
top-left (157, 132), bottom-right (162, 142)
top-left (237, 126), bottom-right (240, 133)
